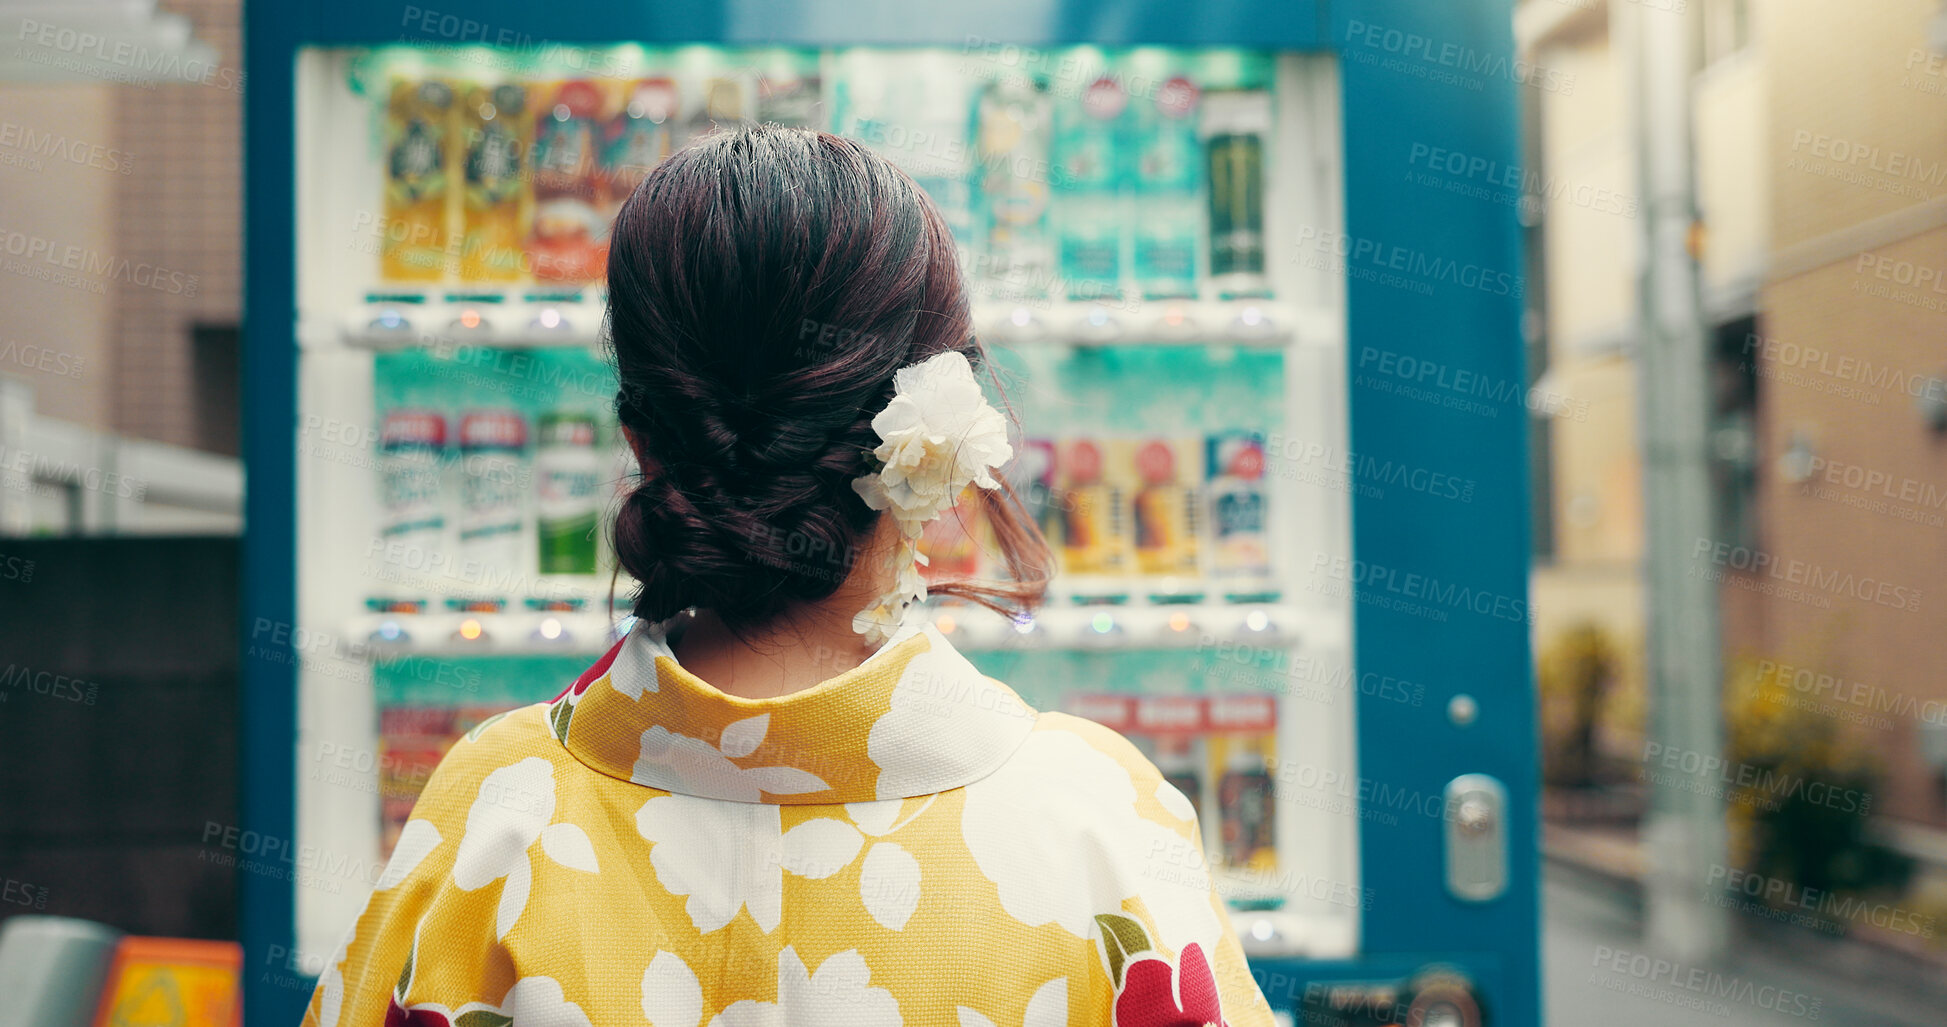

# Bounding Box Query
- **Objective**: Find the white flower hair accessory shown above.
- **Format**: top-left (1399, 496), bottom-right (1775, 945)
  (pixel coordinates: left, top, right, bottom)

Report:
top-left (850, 350), bottom-right (1012, 644)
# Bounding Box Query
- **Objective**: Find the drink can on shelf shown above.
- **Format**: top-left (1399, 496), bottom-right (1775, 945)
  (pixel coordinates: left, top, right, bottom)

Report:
top-left (1200, 90), bottom-right (1272, 298)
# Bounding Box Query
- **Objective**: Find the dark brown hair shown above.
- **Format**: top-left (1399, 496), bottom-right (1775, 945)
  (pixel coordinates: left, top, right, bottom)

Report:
top-left (605, 123), bottom-right (1050, 630)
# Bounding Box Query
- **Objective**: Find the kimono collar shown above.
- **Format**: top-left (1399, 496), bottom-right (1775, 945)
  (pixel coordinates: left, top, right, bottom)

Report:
top-left (547, 616), bottom-right (1039, 804)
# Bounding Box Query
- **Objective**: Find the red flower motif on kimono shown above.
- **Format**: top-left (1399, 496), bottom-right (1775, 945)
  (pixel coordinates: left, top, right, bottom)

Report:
top-left (1112, 942), bottom-right (1228, 1027)
top-left (383, 995), bottom-right (452, 1027)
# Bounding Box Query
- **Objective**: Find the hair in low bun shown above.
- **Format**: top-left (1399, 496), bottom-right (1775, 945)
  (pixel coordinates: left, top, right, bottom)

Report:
top-left (605, 124), bottom-right (1050, 630)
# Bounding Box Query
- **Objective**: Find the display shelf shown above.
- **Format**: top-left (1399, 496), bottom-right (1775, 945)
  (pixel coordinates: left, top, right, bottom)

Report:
top-left (971, 298), bottom-right (1328, 348)
top-left (939, 598), bottom-right (1339, 652)
top-left (341, 597), bottom-right (1338, 659)
top-left (345, 610), bottom-right (623, 657)
top-left (336, 295), bottom-right (1326, 350)
top-left (341, 293), bottom-right (610, 350)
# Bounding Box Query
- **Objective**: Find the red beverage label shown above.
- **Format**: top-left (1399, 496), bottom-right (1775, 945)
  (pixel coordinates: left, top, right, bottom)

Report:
top-left (459, 409), bottom-right (528, 451)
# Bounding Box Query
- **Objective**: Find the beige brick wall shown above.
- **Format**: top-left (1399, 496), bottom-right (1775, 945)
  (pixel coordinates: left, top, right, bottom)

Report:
top-left (1742, 0), bottom-right (1947, 826)
top-left (1764, 0), bottom-right (1947, 249)
top-left (0, 84), bottom-right (119, 426)
top-left (109, 0), bottom-right (243, 452)
top-left (1754, 222), bottom-right (1947, 825)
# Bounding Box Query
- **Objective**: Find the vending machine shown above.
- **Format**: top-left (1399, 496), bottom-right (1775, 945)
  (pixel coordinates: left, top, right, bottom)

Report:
top-left (244, 2), bottom-right (1536, 1025)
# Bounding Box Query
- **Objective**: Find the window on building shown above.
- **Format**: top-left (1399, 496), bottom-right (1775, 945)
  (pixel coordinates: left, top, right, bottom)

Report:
top-left (191, 323), bottom-right (241, 458)
top-left (1709, 315), bottom-right (1760, 549)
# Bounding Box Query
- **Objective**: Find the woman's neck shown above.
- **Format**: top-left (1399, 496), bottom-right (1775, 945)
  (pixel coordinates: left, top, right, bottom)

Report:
top-left (667, 518), bottom-right (901, 700)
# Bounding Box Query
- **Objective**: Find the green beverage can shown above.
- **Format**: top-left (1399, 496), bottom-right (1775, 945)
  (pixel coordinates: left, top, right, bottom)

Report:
top-left (536, 412), bottom-right (602, 575)
top-left (1200, 90), bottom-right (1272, 297)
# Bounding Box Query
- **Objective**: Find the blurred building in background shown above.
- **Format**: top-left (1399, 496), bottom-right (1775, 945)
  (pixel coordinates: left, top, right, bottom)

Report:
top-left (1522, 0), bottom-right (1947, 924)
top-left (0, 0), bottom-right (240, 534)
top-left (0, 0), bottom-right (244, 942)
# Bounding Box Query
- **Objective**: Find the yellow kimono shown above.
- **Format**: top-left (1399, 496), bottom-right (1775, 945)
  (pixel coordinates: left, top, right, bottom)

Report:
top-left (305, 619), bottom-right (1275, 1026)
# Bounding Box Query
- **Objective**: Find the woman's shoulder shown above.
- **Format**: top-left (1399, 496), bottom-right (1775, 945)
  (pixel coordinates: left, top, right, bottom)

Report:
top-left (406, 702), bottom-right (567, 820)
top-left (1028, 709), bottom-right (1160, 771)
top-left (981, 710), bottom-right (1194, 822)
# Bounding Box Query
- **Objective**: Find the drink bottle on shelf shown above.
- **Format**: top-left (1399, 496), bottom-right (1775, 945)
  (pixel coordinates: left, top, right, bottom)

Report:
top-left (1217, 733), bottom-right (1277, 870)
top-left (381, 79), bottom-right (455, 282)
top-left (373, 409), bottom-right (448, 612)
top-left (1129, 52), bottom-right (1205, 300)
top-left (1051, 66), bottom-right (1127, 302)
top-left (1057, 436), bottom-right (1131, 598)
top-left (1131, 436), bottom-right (1204, 588)
top-left (904, 53), bottom-right (976, 253)
top-left (535, 412), bottom-right (602, 576)
top-left (454, 409), bottom-right (529, 610)
top-left (458, 81), bottom-right (530, 283)
top-left (973, 75), bottom-right (1054, 303)
top-left (1206, 430), bottom-right (1273, 591)
top-left (529, 79), bottom-right (607, 283)
top-left (601, 78), bottom-right (680, 228)
top-left (833, 51), bottom-right (975, 254)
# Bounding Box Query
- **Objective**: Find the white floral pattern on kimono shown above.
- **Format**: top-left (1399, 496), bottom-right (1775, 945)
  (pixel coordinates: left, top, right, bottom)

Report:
top-left (304, 619), bottom-right (1272, 1027)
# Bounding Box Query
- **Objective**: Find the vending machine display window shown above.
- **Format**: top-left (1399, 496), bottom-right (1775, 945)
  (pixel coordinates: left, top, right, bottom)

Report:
top-left (293, 40), bottom-right (1354, 973)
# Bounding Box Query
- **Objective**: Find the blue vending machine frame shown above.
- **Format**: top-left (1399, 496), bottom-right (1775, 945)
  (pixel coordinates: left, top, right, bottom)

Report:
top-left (242, 1), bottom-right (1537, 1023)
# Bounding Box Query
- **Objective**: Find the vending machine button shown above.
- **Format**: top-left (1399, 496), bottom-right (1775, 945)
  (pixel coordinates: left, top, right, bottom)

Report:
top-left (1229, 304), bottom-right (1280, 341)
top-left (1442, 773), bottom-right (1509, 902)
top-left (1072, 304), bottom-right (1122, 343)
top-left (1148, 303), bottom-right (1202, 340)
